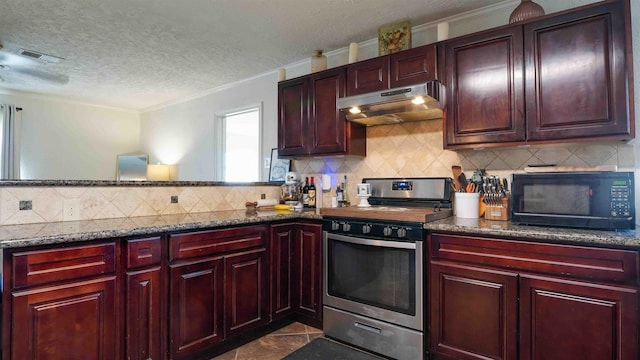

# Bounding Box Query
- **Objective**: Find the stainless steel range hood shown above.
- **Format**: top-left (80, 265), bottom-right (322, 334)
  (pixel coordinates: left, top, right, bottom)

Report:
top-left (337, 81), bottom-right (444, 126)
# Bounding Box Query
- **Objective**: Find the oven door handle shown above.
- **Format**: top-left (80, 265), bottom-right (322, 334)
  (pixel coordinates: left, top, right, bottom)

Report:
top-left (326, 233), bottom-right (417, 249)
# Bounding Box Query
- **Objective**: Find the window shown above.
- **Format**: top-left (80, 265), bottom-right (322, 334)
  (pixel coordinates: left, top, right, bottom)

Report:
top-left (216, 106), bottom-right (262, 182)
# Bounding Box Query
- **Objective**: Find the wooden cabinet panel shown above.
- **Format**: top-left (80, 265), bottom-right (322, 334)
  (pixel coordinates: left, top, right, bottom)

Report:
top-left (270, 223), bottom-right (295, 320)
top-left (444, 26), bottom-right (526, 147)
top-left (12, 242), bottom-right (116, 288)
top-left (524, 1), bottom-right (632, 141)
top-left (126, 267), bottom-right (162, 360)
top-left (520, 274), bottom-right (638, 360)
top-left (347, 57), bottom-right (389, 95)
top-left (390, 45), bottom-right (437, 88)
top-left (169, 225), bottom-right (267, 261)
top-left (294, 223), bottom-right (322, 321)
top-left (169, 258), bottom-right (224, 359)
top-left (278, 78), bottom-right (308, 156)
top-left (126, 236), bottom-right (162, 268)
top-left (11, 276), bottom-right (117, 360)
top-left (225, 249), bottom-right (269, 337)
top-left (430, 261), bottom-right (518, 360)
top-left (431, 233), bottom-right (640, 284)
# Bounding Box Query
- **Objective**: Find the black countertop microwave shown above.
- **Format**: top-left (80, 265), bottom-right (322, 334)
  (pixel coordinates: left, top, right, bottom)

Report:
top-left (511, 171), bottom-right (635, 230)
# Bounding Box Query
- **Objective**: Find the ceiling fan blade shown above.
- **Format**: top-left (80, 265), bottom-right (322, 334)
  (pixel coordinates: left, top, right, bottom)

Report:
top-left (6, 65), bottom-right (70, 84)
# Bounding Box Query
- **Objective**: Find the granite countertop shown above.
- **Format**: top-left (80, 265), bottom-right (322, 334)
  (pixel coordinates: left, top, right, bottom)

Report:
top-left (424, 217), bottom-right (640, 249)
top-left (0, 209), bottom-right (321, 249)
top-left (3, 209), bottom-right (640, 250)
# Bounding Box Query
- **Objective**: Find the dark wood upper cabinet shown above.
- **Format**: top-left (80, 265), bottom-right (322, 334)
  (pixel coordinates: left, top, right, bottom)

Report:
top-left (278, 67), bottom-right (365, 157)
top-left (347, 57), bottom-right (389, 95)
top-left (347, 44), bottom-right (438, 96)
top-left (444, 26), bottom-right (526, 147)
top-left (444, 0), bottom-right (634, 148)
top-left (524, 0), bottom-right (632, 141)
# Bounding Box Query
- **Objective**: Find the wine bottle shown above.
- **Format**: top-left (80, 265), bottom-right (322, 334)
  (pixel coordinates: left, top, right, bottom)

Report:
top-left (308, 177), bottom-right (316, 208)
top-left (302, 177), bottom-right (309, 208)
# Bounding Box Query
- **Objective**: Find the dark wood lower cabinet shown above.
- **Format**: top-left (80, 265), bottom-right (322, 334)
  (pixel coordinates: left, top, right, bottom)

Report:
top-left (519, 274), bottom-right (638, 360)
top-left (169, 257), bottom-right (225, 359)
top-left (125, 267), bottom-right (162, 360)
top-left (225, 249), bottom-right (269, 338)
top-left (430, 261), bottom-right (518, 360)
top-left (294, 223), bottom-right (322, 323)
top-left (11, 276), bottom-right (117, 360)
top-left (270, 223), bottom-right (295, 320)
top-left (429, 233), bottom-right (640, 360)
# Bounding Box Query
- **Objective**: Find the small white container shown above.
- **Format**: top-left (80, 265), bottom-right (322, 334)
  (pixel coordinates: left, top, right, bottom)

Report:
top-left (455, 192), bottom-right (480, 219)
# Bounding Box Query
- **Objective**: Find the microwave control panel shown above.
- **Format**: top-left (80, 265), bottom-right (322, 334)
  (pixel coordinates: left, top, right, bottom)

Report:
top-left (610, 181), bottom-right (632, 218)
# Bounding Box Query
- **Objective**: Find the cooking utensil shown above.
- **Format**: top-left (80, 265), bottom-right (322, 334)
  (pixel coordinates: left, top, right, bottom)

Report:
top-left (452, 165), bottom-right (462, 192)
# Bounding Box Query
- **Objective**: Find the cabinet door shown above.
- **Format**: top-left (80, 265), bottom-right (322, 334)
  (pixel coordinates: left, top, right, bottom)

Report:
top-left (524, 1), bottom-right (632, 141)
top-left (225, 249), bottom-right (269, 338)
top-left (430, 261), bottom-right (518, 360)
top-left (270, 223), bottom-right (295, 320)
top-left (169, 258), bottom-right (224, 359)
top-left (444, 26), bottom-right (526, 148)
top-left (126, 267), bottom-right (162, 360)
top-left (520, 274), bottom-right (638, 360)
top-left (278, 78), bottom-right (309, 156)
top-left (347, 56), bottom-right (389, 95)
top-left (308, 68), bottom-right (354, 155)
top-left (390, 45), bottom-right (437, 88)
top-left (11, 277), bottom-right (117, 360)
top-left (294, 223), bottom-right (323, 324)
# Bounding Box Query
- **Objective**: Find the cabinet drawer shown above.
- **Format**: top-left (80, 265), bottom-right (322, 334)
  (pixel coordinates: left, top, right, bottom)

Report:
top-left (126, 236), bottom-right (162, 268)
top-left (430, 233), bottom-right (639, 284)
top-left (169, 225), bottom-right (267, 261)
top-left (12, 242), bottom-right (117, 289)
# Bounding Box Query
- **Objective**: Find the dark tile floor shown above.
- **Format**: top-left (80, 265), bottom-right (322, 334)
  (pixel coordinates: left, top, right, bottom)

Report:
top-left (212, 322), bottom-right (324, 360)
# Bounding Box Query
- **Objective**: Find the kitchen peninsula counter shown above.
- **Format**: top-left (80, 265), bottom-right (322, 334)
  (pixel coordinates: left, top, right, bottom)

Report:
top-left (424, 216), bottom-right (640, 249)
top-left (0, 209), bottom-right (321, 248)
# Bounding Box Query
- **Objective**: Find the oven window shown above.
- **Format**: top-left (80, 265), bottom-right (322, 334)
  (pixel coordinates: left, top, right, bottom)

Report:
top-left (327, 238), bottom-right (416, 315)
top-left (523, 184), bottom-right (590, 215)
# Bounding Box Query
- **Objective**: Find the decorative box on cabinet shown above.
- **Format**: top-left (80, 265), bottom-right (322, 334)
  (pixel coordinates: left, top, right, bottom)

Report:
top-left (278, 67), bottom-right (366, 157)
top-left (428, 233), bottom-right (639, 360)
top-left (2, 241), bottom-right (118, 360)
top-left (443, 0), bottom-right (634, 149)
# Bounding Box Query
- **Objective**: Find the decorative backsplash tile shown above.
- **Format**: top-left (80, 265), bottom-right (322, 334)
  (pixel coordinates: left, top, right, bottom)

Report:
top-left (0, 121), bottom-right (633, 225)
top-left (292, 121), bottom-right (634, 207)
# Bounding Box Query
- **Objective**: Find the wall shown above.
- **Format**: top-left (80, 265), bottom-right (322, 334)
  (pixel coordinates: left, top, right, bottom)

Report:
top-left (0, 92), bottom-right (140, 180)
top-left (140, 73), bottom-right (278, 181)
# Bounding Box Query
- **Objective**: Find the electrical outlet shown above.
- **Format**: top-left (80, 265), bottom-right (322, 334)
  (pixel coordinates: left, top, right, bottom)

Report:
top-left (63, 199), bottom-right (80, 221)
top-left (19, 200), bottom-right (32, 210)
top-left (171, 196), bottom-right (179, 203)
top-left (264, 157), bottom-right (271, 169)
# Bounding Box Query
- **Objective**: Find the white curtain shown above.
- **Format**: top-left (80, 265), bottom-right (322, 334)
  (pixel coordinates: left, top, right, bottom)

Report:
top-left (0, 104), bottom-right (21, 180)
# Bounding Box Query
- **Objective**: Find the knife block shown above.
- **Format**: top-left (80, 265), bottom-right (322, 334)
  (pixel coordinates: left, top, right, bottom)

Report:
top-left (484, 196), bottom-right (510, 221)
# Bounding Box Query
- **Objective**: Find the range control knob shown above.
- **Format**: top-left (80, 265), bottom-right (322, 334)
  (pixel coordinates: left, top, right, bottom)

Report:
top-left (342, 223), bottom-right (351, 232)
top-left (397, 228), bottom-right (407, 238)
top-left (383, 227), bottom-right (393, 237)
top-left (331, 221), bottom-right (340, 231)
top-left (362, 224), bottom-right (372, 234)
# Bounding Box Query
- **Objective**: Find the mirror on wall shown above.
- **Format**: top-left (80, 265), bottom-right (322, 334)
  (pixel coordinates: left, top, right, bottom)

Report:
top-left (116, 153), bottom-right (148, 181)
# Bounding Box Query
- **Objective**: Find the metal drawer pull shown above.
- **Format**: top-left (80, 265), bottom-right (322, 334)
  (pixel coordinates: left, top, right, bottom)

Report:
top-left (354, 322), bottom-right (382, 334)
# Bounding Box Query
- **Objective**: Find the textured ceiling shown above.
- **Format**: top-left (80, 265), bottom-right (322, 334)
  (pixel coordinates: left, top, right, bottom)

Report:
top-left (0, 0), bottom-right (506, 110)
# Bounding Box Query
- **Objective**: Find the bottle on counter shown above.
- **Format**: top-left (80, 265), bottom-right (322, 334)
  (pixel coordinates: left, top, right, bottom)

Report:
top-left (336, 183), bottom-right (344, 207)
top-left (308, 177), bottom-right (317, 208)
top-left (342, 175), bottom-right (350, 206)
top-left (302, 177), bottom-right (309, 208)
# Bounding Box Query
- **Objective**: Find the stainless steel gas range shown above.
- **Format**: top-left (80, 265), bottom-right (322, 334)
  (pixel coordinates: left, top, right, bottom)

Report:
top-left (321, 177), bottom-right (453, 360)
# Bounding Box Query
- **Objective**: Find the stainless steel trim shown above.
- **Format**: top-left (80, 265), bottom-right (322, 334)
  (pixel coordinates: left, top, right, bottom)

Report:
top-left (354, 322), bottom-right (382, 334)
top-left (323, 231), bottom-right (423, 331)
top-left (364, 177), bottom-right (450, 201)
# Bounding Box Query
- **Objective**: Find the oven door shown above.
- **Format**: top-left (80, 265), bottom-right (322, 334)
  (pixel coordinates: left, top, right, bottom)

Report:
top-left (323, 231), bottom-right (423, 331)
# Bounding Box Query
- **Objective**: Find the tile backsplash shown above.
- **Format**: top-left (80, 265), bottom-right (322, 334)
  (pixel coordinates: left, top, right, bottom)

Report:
top-left (0, 121), bottom-right (633, 225)
top-left (292, 121), bottom-right (634, 206)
